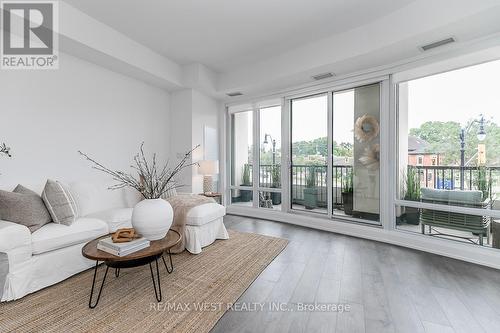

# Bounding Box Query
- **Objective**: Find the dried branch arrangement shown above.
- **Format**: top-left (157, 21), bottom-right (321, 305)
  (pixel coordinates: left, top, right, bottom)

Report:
top-left (0, 143), bottom-right (12, 157)
top-left (79, 143), bottom-right (199, 199)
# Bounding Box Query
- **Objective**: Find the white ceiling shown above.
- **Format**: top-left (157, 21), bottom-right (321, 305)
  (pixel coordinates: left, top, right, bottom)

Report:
top-left (62, 0), bottom-right (416, 73)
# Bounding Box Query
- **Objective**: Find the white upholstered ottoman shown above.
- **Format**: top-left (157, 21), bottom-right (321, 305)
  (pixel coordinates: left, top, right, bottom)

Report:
top-left (184, 203), bottom-right (228, 254)
top-left (86, 200), bottom-right (228, 254)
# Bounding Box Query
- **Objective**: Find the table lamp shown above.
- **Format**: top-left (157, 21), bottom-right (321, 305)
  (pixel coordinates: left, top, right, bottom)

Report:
top-left (198, 160), bottom-right (219, 194)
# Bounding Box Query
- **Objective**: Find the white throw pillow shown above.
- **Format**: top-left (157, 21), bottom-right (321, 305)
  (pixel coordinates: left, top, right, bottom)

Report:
top-left (41, 180), bottom-right (79, 226)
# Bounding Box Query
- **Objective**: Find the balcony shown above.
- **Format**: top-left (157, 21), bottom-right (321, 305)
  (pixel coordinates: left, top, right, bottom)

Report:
top-left (396, 165), bottom-right (500, 246)
top-left (244, 164), bottom-right (352, 209)
top-left (233, 164), bottom-right (500, 244)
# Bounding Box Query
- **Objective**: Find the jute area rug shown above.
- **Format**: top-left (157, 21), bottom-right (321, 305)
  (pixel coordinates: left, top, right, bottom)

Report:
top-left (0, 230), bottom-right (287, 333)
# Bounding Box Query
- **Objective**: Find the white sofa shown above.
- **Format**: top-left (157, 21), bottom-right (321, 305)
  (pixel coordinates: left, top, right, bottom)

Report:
top-left (0, 181), bottom-right (227, 302)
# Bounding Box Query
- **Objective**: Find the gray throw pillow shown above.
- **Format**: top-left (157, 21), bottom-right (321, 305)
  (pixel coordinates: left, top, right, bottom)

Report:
top-left (0, 185), bottom-right (52, 232)
top-left (41, 180), bottom-right (79, 226)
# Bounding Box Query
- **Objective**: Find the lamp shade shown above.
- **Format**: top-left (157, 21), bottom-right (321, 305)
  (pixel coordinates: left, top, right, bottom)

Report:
top-left (198, 160), bottom-right (219, 175)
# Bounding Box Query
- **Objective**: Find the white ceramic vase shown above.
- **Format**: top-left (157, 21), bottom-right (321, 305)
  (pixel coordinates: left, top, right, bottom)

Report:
top-left (131, 199), bottom-right (173, 241)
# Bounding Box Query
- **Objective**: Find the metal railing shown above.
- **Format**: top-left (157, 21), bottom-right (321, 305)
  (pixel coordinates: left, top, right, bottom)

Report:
top-left (413, 165), bottom-right (500, 199)
top-left (246, 164), bottom-right (500, 206)
top-left (251, 164), bottom-right (352, 207)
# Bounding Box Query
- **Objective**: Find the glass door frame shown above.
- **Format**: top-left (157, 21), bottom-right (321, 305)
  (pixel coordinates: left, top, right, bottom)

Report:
top-left (284, 77), bottom-right (390, 226)
top-left (287, 92), bottom-right (332, 216)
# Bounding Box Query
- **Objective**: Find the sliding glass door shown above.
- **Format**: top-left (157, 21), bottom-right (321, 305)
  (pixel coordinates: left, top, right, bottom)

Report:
top-left (228, 81), bottom-right (382, 225)
top-left (289, 83), bottom-right (381, 223)
top-left (290, 94), bottom-right (329, 214)
top-left (332, 84), bottom-right (380, 222)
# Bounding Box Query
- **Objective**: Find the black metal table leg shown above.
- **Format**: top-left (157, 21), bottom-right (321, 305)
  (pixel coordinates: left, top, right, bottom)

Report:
top-left (162, 250), bottom-right (174, 274)
top-left (115, 268), bottom-right (120, 277)
top-left (89, 261), bottom-right (109, 309)
top-left (149, 258), bottom-right (162, 302)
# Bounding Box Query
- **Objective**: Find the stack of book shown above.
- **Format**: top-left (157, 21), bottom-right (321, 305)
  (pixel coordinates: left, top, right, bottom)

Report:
top-left (97, 237), bottom-right (150, 257)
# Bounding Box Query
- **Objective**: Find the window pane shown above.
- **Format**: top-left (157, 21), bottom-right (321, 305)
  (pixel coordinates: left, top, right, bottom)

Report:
top-left (259, 105), bottom-right (281, 188)
top-left (258, 191), bottom-right (281, 210)
top-left (396, 205), bottom-right (498, 248)
top-left (230, 189), bottom-right (253, 206)
top-left (231, 111), bottom-right (253, 187)
top-left (291, 94), bottom-right (328, 214)
top-left (397, 60), bottom-right (500, 211)
top-left (333, 84), bottom-right (380, 222)
top-left (397, 59), bottom-right (500, 249)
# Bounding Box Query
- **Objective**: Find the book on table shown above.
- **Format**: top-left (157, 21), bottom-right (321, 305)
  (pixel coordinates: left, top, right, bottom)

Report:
top-left (97, 237), bottom-right (150, 257)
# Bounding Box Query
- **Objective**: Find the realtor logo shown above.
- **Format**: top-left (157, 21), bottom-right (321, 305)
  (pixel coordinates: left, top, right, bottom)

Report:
top-left (1, 1), bottom-right (59, 69)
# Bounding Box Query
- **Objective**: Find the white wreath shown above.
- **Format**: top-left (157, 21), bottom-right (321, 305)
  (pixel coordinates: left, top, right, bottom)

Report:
top-left (359, 144), bottom-right (380, 170)
top-left (354, 115), bottom-right (379, 143)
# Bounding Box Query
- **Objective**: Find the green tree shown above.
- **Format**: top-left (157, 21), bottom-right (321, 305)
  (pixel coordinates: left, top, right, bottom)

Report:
top-left (410, 120), bottom-right (500, 166)
top-left (291, 137), bottom-right (354, 165)
top-left (333, 142), bottom-right (353, 157)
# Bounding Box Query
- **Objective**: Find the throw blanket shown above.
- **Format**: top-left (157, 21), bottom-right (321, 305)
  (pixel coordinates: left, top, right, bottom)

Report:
top-left (166, 194), bottom-right (215, 253)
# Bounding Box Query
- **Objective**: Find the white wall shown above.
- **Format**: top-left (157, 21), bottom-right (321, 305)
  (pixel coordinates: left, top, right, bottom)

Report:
top-left (169, 89), bottom-right (194, 193)
top-left (191, 90), bottom-right (220, 194)
top-left (0, 52), bottom-right (170, 190)
top-left (168, 89), bottom-right (220, 194)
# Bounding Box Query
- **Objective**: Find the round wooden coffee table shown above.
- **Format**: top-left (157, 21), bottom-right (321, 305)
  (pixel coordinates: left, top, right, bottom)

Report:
top-left (82, 229), bottom-right (181, 308)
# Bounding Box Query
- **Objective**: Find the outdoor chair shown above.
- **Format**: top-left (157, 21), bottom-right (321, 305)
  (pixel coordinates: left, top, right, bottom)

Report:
top-left (420, 188), bottom-right (491, 245)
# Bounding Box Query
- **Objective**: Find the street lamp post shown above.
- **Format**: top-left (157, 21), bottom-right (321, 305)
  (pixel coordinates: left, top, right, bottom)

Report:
top-left (263, 133), bottom-right (276, 165)
top-left (459, 114), bottom-right (486, 190)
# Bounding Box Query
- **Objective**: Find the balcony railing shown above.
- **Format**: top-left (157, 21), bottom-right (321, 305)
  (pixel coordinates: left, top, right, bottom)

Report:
top-left (252, 164), bottom-right (352, 207)
top-left (413, 165), bottom-right (500, 199)
top-left (246, 164), bottom-right (500, 207)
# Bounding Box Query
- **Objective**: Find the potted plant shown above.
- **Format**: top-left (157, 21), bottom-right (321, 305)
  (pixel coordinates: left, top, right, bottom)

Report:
top-left (403, 167), bottom-right (421, 225)
top-left (270, 165), bottom-right (281, 205)
top-left (239, 164), bottom-right (252, 202)
top-left (303, 167), bottom-right (318, 209)
top-left (475, 165), bottom-right (491, 200)
top-left (341, 169), bottom-right (354, 215)
top-left (79, 143), bottom-right (198, 240)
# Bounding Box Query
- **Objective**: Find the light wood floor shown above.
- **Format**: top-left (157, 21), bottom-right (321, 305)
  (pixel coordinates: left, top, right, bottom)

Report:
top-left (211, 215), bottom-right (500, 333)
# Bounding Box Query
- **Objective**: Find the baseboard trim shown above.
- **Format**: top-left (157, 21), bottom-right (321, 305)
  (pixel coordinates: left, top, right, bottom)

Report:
top-left (227, 205), bottom-right (500, 270)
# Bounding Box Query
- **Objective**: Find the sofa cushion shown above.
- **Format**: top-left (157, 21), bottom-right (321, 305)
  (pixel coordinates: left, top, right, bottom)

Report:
top-left (14, 185), bottom-right (52, 231)
top-left (70, 182), bottom-right (141, 216)
top-left (42, 180), bottom-right (79, 226)
top-left (0, 185), bottom-right (52, 232)
top-left (31, 218), bottom-right (108, 255)
top-left (87, 208), bottom-right (133, 232)
top-left (186, 203), bottom-right (226, 226)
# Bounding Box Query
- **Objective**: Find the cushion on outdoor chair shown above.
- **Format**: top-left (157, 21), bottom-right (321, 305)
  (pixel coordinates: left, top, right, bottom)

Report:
top-left (420, 188), bottom-right (483, 206)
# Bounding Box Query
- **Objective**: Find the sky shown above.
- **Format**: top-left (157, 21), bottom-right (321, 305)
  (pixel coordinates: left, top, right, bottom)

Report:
top-left (254, 94), bottom-right (355, 152)
top-left (289, 91), bottom-right (356, 144)
top-left (407, 59), bottom-right (500, 129)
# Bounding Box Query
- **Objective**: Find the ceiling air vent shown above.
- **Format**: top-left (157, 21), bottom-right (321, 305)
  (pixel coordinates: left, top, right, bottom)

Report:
top-left (226, 92), bottom-right (243, 97)
top-left (312, 72), bottom-right (334, 81)
top-left (420, 37), bottom-right (455, 51)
